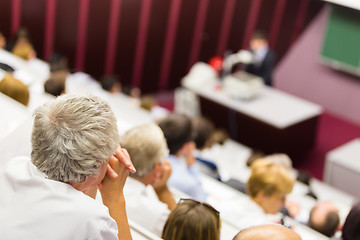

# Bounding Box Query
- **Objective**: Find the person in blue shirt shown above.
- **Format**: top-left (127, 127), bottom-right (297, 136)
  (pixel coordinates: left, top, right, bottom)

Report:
top-left (158, 113), bottom-right (207, 202)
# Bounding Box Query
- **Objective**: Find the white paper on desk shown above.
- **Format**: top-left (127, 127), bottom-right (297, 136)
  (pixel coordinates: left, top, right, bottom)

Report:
top-left (13, 69), bottom-right (35, 85)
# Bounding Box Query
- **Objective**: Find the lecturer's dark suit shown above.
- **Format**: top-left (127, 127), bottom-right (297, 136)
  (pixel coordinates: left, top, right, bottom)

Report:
top-left (245, 49), bottom-right (276, 86)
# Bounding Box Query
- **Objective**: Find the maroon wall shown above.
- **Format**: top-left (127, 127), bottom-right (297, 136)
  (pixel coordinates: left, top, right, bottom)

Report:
top-left (0, 0), bottom-right (323, 94)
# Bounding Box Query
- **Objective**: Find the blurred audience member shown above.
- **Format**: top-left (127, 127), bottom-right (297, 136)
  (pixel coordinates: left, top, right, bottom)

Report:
top-left (0, 73), bottom-right (29, 106)
top-left (331, 202), bottom-right (360, 240)
top-left (191, 116), bottom-right (220, 179)
top-left (140, 94), bottom-right (169, 121)
top-left (247, 159), bottom-right (294, 215)
top-left (158, 113), bottom-right (207, 201)
top-left (44, 71), bottom-right (67, 97)
top-left (120, 124), bottom-right (176, 236)
top-left (101, 75), bottom-right (122, 94)
top-left (308, 201), bottom-right (340, 237)
top-left (162, 198), bottom-right (221, 240)
top-left (233, 224), bottom-right (301, 240)
top-left (192, 116), bottom-right (215, 151)
top-left (0, 31), bottom-right (6, 49)
top-left (221, 158), bottom-right (294, 229)
top-left (9, 28), bottom-right (36, 60)
top-left (207, 128), bottom-right (229, 147)
top-left (49, 52), bottom-right (69, 72)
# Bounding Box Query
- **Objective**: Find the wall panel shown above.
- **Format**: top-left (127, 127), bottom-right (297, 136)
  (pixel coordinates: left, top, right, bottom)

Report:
top-left (114, 0), bottom-right (141, 88)
top-left (227, 0), bottom-right (251, 54)
top-left (168, 0), bottom-right (198, 89)
top-left (199, 1), bottom-right (225, 63)
top-left (141, 0), bottom-right (170, 93)
top-left (256, 0), bottom-right (276, 37)
top-left (54, 0), bottom-right (79, 71)
top-left (84, 0), bottom-right (111, 79)
top-left (0, 0), bottom-right (12, 38)
top-left (276, 0), bottom-right (302, 61)
top-left (21, 0), bottom-right (46, 58)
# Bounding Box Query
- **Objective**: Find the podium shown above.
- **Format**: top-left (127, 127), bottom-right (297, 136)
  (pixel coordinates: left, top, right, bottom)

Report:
top-left (183, 76), bottom-right (323, 160)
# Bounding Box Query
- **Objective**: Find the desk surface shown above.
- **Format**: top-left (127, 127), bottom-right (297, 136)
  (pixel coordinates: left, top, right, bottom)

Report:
top-left (326, 138), bottom-right (360, 171)
top-left (186, 81), bottom-right (323, 129)
top-left (0, 93), bottom-right (30, 143)
top-left (0, 49), bottom-right (50, 86)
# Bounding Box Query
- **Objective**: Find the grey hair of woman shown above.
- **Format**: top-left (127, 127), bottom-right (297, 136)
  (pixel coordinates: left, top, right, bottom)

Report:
top-left (31, 94), bottom-right (119, 183)
top-left (120, 123), bottom-right (168, 178)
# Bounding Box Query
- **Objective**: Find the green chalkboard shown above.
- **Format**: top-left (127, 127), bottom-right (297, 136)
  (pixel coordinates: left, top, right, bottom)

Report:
top-left (321, 6), bottom-right (360, 75)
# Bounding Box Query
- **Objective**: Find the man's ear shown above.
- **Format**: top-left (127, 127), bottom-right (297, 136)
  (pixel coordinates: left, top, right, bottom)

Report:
top-left (150, 162), bottom-right (162, 178)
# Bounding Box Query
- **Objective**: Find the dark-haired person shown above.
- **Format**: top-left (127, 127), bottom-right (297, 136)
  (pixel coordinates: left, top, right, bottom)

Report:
top-left (330, 202), bottom-right (360, 240)
top-left (308, 201), bottom-right (340, 237)
top-left (244, 30), bottom-right (276, 86)
top-left (158, 113), bottom-right (207, 201)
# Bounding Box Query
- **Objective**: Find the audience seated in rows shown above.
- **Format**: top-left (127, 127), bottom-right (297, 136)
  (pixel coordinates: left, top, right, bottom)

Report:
top-left (0, 73), bottom-right (29, 105)
top-left (0, 95), bottom-right (136, 239)
top-left (233, 224), bottom-right (301, 240)
top-left (158, 113), bottom-right (207, 201)
top-left (162, 198), bottom-right (221, 240)
top-left (120, 123), bottom-right (176, 236)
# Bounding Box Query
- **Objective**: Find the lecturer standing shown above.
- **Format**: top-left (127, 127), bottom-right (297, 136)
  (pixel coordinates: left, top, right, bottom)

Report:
top-left (244, 31), bottom-right (276, 86)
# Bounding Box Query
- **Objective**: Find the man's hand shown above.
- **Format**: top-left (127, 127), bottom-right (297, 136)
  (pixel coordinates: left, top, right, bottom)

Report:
top-left (151, 160), bottom-right (172, 191)
top-left (151, 160), bottom-right (176, 210)
top-left (100, 145), bottom-right (135, 240)
top-left (101, 145), bottom-right (135, 195)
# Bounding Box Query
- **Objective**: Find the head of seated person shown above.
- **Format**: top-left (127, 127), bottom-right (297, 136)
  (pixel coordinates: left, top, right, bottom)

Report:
top-left (140, 95), bottom-right (157, 112)
top-left (307, 201), bottom-right (340, 237)
top-left (191, 116), bottom-right (215, 151)
top-left (0, 31), bottom-right (6, 49)
top-left (207, 128), bottom-right (229, 147)
top-left (247, 158), bottom-right (294, 214)
top-left (340, 202), bottom-right (360, 240)
top-left (49, 52), bottom-right (69, 72)
top-left (162, 198), bottom-right (221, 240)
top-left (264, 153), bottom-right (293, 172)
top-left (44, 71), bottom-right (67, 97)
top-left (101, 75), bottom-right (122, 94)
top-left (158, 113), bottom-right (194, 156)
top-left (120, 123), bottom-right (168, 185)
top-left (11, 28), bottom-right (35, 60)
top-left (31, 94), bottom-right (120, 186)
top-left (233, 224), bottom-right (301, 240)
top-left (0, 73), bottom-right (29, 106)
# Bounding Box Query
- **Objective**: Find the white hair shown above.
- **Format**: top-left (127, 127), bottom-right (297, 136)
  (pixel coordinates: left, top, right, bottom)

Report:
top-left (31, 94), bottom-right (119, 183)
top-left (120, 123), bottom-right (167, 178)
